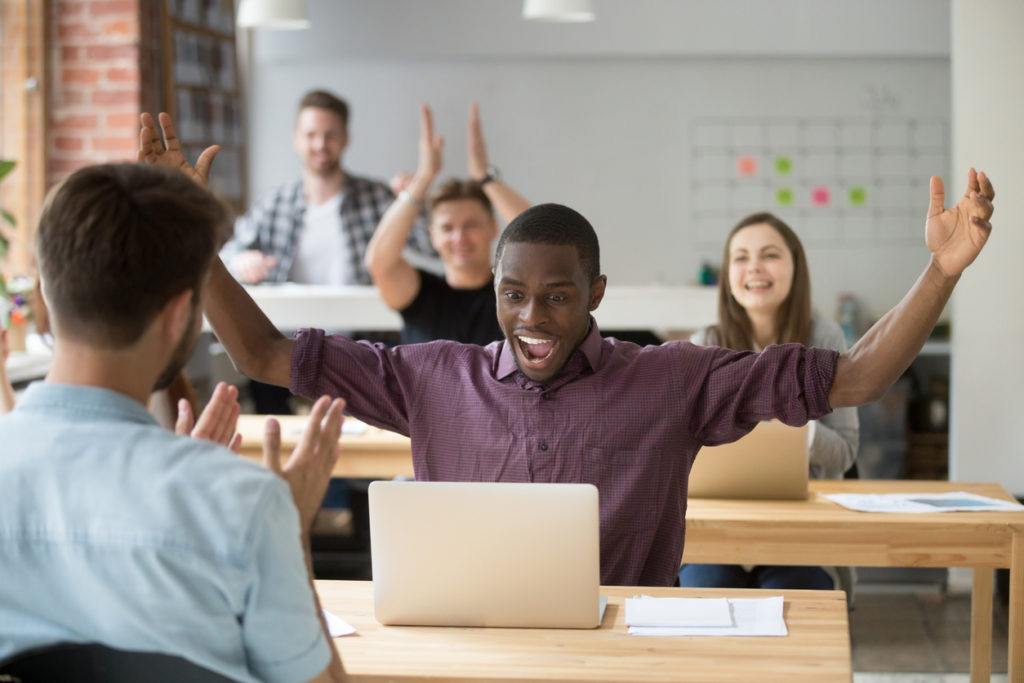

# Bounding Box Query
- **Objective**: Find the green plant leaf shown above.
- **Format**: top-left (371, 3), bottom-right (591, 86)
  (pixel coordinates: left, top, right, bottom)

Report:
top-left (0, 208), bottom-right (14, 227)
top-left (0, 160), bottom-right (14, 181)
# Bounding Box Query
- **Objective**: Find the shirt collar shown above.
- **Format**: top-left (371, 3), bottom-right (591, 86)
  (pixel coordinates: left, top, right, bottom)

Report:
top-left (494, 316), bottom-right (604, 382)
top-left (14, 382), bottom-right (159, 426)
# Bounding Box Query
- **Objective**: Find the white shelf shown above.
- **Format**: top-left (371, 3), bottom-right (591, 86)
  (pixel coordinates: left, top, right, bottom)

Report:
top-left (204, 284), bottom-right (720, 334)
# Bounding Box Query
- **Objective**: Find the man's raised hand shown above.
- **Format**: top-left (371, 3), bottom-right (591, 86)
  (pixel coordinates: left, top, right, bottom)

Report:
top-left (138, 112), bottom-right (220, 186)
top-left (926, 168), bottom-right (995, 279)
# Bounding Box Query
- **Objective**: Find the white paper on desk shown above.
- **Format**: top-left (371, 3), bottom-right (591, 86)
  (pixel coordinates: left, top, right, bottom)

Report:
top-left (322, 609), bottom-right (356, 637)
top-left (822, 491), bottom-right (1024, 513)
top-left (625, 596), bottom-right (733, 627)
top-left (283, 418), bottom-right (369, 438)
top-left (627, 596), bottom-right (787, 637)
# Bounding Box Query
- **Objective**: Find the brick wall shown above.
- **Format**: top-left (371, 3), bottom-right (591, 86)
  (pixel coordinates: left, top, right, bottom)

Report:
top-left (48, 0), bottom-right (163, 186)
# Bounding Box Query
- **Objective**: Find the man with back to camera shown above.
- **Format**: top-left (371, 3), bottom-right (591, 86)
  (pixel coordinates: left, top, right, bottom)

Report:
top-left (141, 111), bottom-right (995, 587)
top-left (0, 159), bottom-right (348, 683)
top-left (221, 89), bottom-right (434, 286)
top-left (365, 102), bottom-right (531, 345)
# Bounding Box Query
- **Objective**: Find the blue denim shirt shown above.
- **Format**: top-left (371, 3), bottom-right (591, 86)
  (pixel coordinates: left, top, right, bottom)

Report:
top-left (0, 383), bottom-right (330, 683)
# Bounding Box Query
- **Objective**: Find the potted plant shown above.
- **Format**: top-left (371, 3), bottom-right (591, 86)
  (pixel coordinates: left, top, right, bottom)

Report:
top-left (0, 159), bottom-right (14, 260)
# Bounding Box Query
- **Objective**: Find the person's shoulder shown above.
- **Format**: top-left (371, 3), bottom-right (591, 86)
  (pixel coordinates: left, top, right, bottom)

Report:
top-left (809, 315), bottom-right (848, 352)
top-left (345, 173), bottom-right (392, 196)
top-left (145, 429), bottom-right (279, 497)
top-left (257, 178), bottom-right (303, 202)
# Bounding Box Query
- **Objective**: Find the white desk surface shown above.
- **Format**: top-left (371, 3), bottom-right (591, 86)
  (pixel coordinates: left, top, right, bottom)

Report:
top-left (204, 283), bottom-right (718, 333)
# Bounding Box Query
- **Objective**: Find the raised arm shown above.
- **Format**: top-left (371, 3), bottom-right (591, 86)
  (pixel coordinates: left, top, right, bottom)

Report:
top-left (467, 102), bottom-right (530, 223)
top-left (829, 169), bottom-right (994, 407)
top-left (138, 112), bottom-right (294, 388)
top-left (364, 104), bottom-right (441, 311)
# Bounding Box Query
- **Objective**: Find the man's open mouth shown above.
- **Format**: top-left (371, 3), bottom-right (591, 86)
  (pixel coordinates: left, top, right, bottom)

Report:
top-left (516, 335), bottom-right (557, 364)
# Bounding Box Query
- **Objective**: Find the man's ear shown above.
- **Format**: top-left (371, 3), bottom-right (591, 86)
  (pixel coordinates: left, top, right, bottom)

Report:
top-left (160, 289), bottom-right (195, 343)
top-left (588, 275), bottom-right (607, 312)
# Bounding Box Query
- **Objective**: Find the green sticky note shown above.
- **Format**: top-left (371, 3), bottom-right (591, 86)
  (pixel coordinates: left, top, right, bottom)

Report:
top-left (776, 188), bottom-right (793, 206)
top-left (849, 187), bottom-right (867, 206)
top-left (775, 157), bottom-right (792, 175)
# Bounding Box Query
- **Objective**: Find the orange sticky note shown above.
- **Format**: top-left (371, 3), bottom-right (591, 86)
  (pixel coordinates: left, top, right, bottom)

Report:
top-left (736, 156), bottom-right (758, 177)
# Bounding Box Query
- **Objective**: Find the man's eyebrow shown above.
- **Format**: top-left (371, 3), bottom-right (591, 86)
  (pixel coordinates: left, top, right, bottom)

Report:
top-left (498, 277), bottom-right (576, 289)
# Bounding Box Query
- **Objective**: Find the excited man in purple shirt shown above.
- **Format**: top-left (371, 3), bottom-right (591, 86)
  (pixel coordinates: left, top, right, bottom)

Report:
top-left (141, 113), bottom-right (995, 587)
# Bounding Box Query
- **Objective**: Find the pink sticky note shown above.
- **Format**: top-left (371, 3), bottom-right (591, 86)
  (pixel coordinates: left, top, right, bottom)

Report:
top-left (811, 186), bottom-right (831, 207)
top-left (736, 156), bottom-right (758, 177)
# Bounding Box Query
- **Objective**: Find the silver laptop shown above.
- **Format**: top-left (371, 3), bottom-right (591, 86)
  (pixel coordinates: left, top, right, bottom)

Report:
top-left (688, 420), bottom-right (811, 500)
top-left (368, 481), bottom-right (602, 628)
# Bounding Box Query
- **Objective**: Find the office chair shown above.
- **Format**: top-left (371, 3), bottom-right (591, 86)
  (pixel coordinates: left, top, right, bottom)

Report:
top-left (0, 642), bottom-right (239, 683)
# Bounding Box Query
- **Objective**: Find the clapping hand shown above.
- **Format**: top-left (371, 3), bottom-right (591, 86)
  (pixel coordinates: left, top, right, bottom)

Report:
top-left (175, 381), bottom-right (243, 452)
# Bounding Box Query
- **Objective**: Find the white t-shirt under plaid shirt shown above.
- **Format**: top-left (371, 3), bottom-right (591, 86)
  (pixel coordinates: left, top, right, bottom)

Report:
top-left (221, 172), bottom-right (434, 285)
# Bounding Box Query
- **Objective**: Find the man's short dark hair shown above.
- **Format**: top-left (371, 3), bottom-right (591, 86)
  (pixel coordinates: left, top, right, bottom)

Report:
top-left (429, 178), bottom-right (494, 218)
top-left (36, 163), bottom-right (229, 348)
top-left (494, 203), bottom-right (601, 283)
top-left (298, 89), bottom-right (349, 128)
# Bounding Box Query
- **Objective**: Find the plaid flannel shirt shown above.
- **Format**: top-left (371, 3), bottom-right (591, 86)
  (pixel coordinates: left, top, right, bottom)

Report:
top-left (221, 173), bottom-right (433, 285)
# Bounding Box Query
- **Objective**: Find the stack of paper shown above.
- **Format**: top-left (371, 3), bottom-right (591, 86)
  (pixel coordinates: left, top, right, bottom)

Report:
top-left (625, 596), bottom-right (787, 637)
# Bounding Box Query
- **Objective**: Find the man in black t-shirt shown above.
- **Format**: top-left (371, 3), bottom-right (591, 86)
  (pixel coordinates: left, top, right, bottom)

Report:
top-left (365, 103), bottom-right (530, 345)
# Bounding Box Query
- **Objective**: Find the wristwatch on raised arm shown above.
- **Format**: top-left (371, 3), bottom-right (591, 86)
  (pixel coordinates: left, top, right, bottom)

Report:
top-left (477, 165), bottom-right (501, 186)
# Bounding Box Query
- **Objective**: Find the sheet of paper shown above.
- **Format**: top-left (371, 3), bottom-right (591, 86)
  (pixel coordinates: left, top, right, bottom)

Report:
top-left (627, 596), bottom-right (787, 637)
top-left (822, 491), bottom-right (1024, 513)
top-left (323, 609), bottom-right (356, 637)
top-left (625, 596), bottom-right (733, 627)
top-left (283, 418), bottom-right (369, 438)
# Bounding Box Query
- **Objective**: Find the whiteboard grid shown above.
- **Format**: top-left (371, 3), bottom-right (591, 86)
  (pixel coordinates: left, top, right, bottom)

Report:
top-left (690, 117), bottom-right (949, 248)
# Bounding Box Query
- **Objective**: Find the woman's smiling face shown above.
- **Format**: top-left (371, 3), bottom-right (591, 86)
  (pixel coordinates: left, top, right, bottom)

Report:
top-left (727, 222), bottom-right (795, 316)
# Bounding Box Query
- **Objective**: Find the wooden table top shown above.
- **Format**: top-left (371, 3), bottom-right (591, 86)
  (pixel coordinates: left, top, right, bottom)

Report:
top-left (235, 414), bottom-right (413, 479)
top-left (684, 479), bottom-right (1024, 569)
top-left (316, 580), bottom-right (852, 682)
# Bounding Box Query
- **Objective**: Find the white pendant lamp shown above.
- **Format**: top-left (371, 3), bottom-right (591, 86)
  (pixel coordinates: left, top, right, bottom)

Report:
top-left (522, 0), bottom-right (596, 22)
top-left (237, 0), bottom-right (311, 29)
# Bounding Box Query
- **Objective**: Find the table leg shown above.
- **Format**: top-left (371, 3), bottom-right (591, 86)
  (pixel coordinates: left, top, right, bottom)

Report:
top-left (1010, 532), bottom-right (1024, 683)
top-left (970, 568), bottom-right (993, 683)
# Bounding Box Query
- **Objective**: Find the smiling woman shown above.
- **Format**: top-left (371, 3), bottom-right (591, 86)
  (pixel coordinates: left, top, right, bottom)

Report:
top-left (680, 211), bottom-right (860, 594)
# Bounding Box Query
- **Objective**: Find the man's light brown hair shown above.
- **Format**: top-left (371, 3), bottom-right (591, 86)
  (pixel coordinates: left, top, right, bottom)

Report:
top-left (36, 163), bottom-right (229, 348)
top-left (429, 178), bottom-right (494, 217)
top-left (298, 90), bottom-right (350, 128)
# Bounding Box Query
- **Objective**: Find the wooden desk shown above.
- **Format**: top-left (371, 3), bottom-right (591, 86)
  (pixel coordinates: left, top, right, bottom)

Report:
top-left (236, 414), bottom-right (413, 479)
top-left (683, 479), bottom-right (1024, 683)
top-left (316, 580), bottom-right (851, 682)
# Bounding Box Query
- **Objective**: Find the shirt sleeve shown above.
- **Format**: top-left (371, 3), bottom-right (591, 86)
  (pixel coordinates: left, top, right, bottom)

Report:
top-left (290, 327), bottom-right (414, 435)
top-left (683, 341), bottom-right (838, 446)
top-left (242, 481), bottom-right (331, 683)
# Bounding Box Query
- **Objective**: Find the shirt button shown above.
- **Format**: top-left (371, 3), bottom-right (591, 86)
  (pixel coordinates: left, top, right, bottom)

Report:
top-left (542, 392), bottom-right (552, 400)
top-left (538, 441), bottom-right (549, 451)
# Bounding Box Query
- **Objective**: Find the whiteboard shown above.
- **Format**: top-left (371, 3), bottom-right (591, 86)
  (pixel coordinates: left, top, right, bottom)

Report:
top-left (249, 57), bottom-right (951, 321)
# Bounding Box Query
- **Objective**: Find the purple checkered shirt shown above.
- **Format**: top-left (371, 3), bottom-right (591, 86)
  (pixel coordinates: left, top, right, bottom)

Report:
top-left (291, 320), bottom-right (837, 586)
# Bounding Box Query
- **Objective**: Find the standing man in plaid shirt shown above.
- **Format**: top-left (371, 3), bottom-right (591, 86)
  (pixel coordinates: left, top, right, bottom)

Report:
top-left (221, 90), bottom-right (434, 286)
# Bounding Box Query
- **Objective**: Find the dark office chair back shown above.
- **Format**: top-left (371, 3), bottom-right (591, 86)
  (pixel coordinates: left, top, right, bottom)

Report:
top-left (0, 642), bottom-right (239, 683)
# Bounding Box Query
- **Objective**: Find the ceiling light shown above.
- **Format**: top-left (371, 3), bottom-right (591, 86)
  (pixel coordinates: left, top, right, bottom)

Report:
top-left (237, 0), bottom-right (311, 29)
top-left (522, 0), bottom-right (596, 23)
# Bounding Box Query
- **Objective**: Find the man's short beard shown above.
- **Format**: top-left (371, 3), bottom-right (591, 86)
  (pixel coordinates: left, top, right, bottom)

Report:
top-left (153, 302), bottom-right (200, 392)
